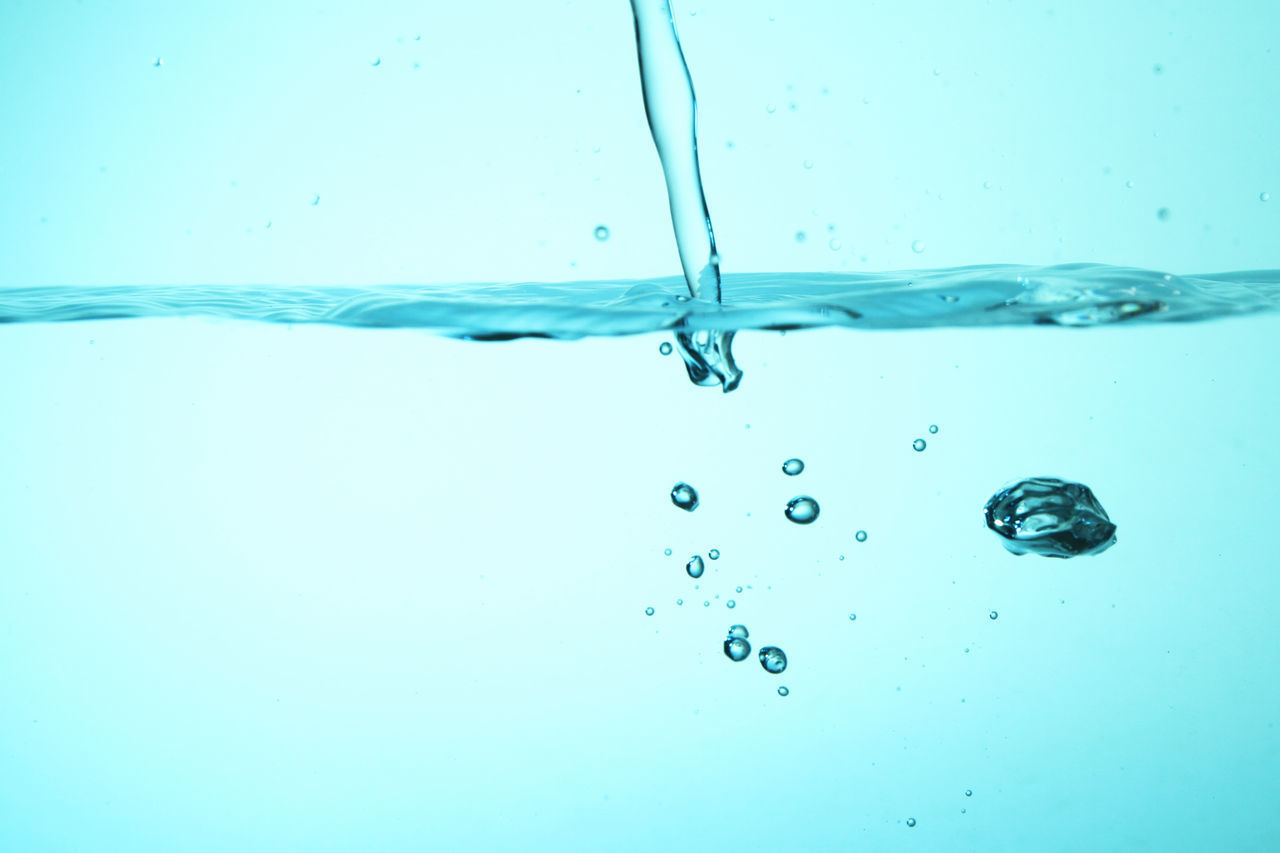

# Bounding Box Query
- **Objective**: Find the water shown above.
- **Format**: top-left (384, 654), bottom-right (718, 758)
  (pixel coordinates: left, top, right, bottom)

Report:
top-left (3, 2), bottom-right (1280, 851)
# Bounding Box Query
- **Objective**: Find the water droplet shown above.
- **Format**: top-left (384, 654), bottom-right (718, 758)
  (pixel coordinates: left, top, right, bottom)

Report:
top-left (1125, 180), bottom-right (1134, 188)
top-left (659, 341), bottom-right (673, 356)
top-left (795, 230), bottom-right (807, 243)
top-left (724, 636), bottom-right (751, 661)
top-left (782, 457), bottom-right (805, 476)
top-left (708, 548), bottom-right (720, 560)
top-left (152, 57), bottom-right (163, 68)
top-left (785, 496), bottom-right (820, 525)
top-left (989, 610), bottom-right (999, 620)
top-left (778, 686), bottom-right (790, 696)
top-left (310, 194), bottom-right (321, 206)
top-left (1261, 191), bottom-right (1271, 202)
top-left (727, 600), bottom-right (736, 609)
top-left (686, 555), bottom-right (705, 579)
top-left (670, 482), bottom-right (699, 511)
top-left (803, 159), bottom-right (814, 169)
top-left (370, 57), bottom-right (382, 67)
top-left (984, 476), bottom-right (1117, 557)
top-left (912, 438), bottom-right (927, 452)
top-left (594, 225), bottom-right (610, 241)
top-left (759, 646), bottom-right (788, 673)
top-left (728, 625), bottom-right (749, 639)
top-left (911, 239), bottom-right (926, 253)
top-left (663, 548), bottom-right (672, 556)
top-left (965, 789), bottom-right (973, 797)
top-left (766, 103), bottom-right (776, 113)
top-left (848, 613), bottom-right (857, 621)
top-left (855, 530), bottom-right (867, 542)
top-left (906, 818), bottom-right (917, 828)
top-left (645, 607), bottom-right (654, 616)
top-left (1156, 207), bottom-right (1171, 221)
top-left (828, 238), bottom-right (842, 251)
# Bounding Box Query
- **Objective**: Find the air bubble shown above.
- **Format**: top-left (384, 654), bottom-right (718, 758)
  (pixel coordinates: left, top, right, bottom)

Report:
top-left (708, 548), bottom-right (720, 560)
top-left (759, 646), bottom-right (787, 673)
top-left (778, 686), bottom-right (790, 696)
top-left (803, 159), bottom-right (814, 169)
top-left (855, 530), bottom-right (867, 542)
top-left (785, 496), bottom-right (820, 525)
top-left (724, 636), bottom-right (751, 661)
top-left (911, 239), bottom-right (926, 253)
top-left (929, 424), bottom-right (938, 434)
top-left (1125, 180), bottom-right (1134, 188)
top-left (663, 548), bottom-right (672, 556)
top-left (735, 586), bottom-right (743, 593)
top-left (989, 610), bottom-right (999, 620)
top-left (913, 439), bottom-right (927, 452)
top-left (645, 607), bottom-right (654, 616)
top-left (370, 57), bottom-right (382, 67)
top-left (1156, 207), bottom-right (1171, 221)
top-left (795, 230), bottom-right (807, 243)
top-left (782, 457), bottom-right (805, 476)
top-left (728, 625), bottom-right (749, 639)
top-left (727, 600), bottom-right (736, 609)
top-left (594, 225), bottom-right (610, 241)
top-left (152, 57), bottom-right (163, 68)
top-left (849, 613), bottom-right (857, 621)
top-left (686, 555), bottom-right (705, 578)
top-left (965, 789), bottom-right (973, 797)
top-left (828, 238), bottom-right (842, 251)
top-left (766, 103), bottom-right (776, 113)
top-left (671, 482), bottom-right (699, 511)
top-left (984, 476), bottom-right (1117, 557)
top-left (906, 818), bottom-right (917, 828)
top-left (676, 598), bottom-right (683, 605)
top-left (1262, 192), bottom-right (1271, 202)
top-left (659, 341), bottom-right (673, 355)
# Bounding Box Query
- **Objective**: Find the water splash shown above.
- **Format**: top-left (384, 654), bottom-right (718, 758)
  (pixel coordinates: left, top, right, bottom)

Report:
top-left (630, 0), bottom-right (740, 392)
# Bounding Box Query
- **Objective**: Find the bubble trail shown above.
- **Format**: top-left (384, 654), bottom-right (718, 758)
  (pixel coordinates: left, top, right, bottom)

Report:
top-left (630, 0), bottom-right (741, 392)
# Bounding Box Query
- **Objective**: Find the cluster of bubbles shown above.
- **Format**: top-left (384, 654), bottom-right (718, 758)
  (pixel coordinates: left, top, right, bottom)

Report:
top-left (722, 625), bottom-right (789, 683)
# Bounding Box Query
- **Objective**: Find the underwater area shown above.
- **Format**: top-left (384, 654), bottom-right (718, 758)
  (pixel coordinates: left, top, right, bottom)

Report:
top-left (1, 1), bottom-right (1278, 850)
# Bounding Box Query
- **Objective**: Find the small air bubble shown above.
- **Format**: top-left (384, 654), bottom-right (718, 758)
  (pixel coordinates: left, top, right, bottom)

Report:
top-left (911, 239), bottom-right (926, 253)
top-left (594, 225), bottom-right (610, 241)
top-left (686, 555), bottom-right (705, 579)
top-left (663, 548), bottom-right (672, 556)
top-left (913, 438), bottom-right (927, 452)
top-left (152, 57), bottom-right (163, 68)
top-left (906, 818), bottom-right (917, 828)
top-left (803, 159), bottom-right (814, 169)
top-left (982, 180), bottom-right (992, 189)
top-left (766, 103), bottom-right (776, 113)
top-left (724, 636), bottom-right (751, 661)
top-left (965, 789), bottom-right (973, 797)
top-left (1156, 207), bottom-right (1171, 221)
top-left (855, 530), bottom-right (867, 542)
top-left (1125, 180), bottom-right (1134, 188)
top-left (708, 548), bottom-right (720, 560)
top-left (671, 482), bottom-right (699, 511)
top-left (1152, 63), bottom-right (1163, 74)
top-left (849, 613), bottom-right (857, 620)
top-left (782, 458), bottom-right (805, 476)
top-left (778, 686), bottom-right (790, 696)
top-left (370, 57), bottom-right (382, 67)
top-left (785, 496), bottom-right (820, 525)
top-left (645, 607), bottom-right (654, 616)
top-left (727, 600), bottom-right (736, 609)
top-left (1262, 192), bottom-right (1271, 202)
top-left (728, 625), bottom-right (748, 639)
top-left (310, 194), bottom-right (321, 206)
top-left (989, 610), bottom-right (999, 620)
top-left (759, 646), bottom-right (788, 673)
top-left (659, 341), bottom-right (673, 356)
top-left (929, 424), bottom-right (939, 434)
top-left (828, 238), bottom-right (842, 251)
top-left (735, 586), bottom-right (743, 593)
top-left (676, 598), bottom-right (683, 605)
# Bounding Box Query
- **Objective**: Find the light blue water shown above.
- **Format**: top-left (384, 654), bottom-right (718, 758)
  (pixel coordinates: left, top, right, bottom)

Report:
top-left (2, 1), bottom-right (1280, 851)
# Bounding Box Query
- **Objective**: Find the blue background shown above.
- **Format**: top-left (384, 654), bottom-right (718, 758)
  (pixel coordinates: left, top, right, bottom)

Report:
top-left (1, 1), bottom-right (1278, 850)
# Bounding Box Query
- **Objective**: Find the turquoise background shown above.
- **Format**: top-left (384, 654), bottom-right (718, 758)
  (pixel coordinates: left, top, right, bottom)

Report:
top-left (1, 1), bottom-right (1278, 850)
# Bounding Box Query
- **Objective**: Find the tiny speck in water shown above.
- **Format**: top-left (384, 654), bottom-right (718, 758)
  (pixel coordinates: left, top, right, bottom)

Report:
top-left (983, 180), bottom-right (992, 189)
top-left (594, 225), bottom-right (610, 241)
top-left (370, 57), bottom-right (382, 67)
top-left (828, 238), bottom-right (842, 251)
top-left (645, 607), bottom-right (654, 616)
top-left (803, 159), bottom-right (813, 169)
top-left (1153, 63), bottom-right (1163, 74)
top-left (778, 686), bottom-right (789, 696)
top-left (659, 341), bottom-right (673, 356)
top-left (310, 194), bottom-right (320, 206)
top-left (1261, 191), bottom-right (1271, 202)
top-left (929, 424), bottom-right (939, 434)
top-left (1156, 207), bottom-right (1171, 221)
top-left (671, 482), bottom-right (699, 511)
top-left (855, 529), bottom-right (867, 542)
top-left (152, 57), bottom-right (163, 67)
top-left (782, 457), bottom-right (805, 476)
top-left (1125, 179), bottom-right (1134, 188)
top-left (785, 496), bottom-right (820, 524)
top-left (989, 610), bottom-right (999, 620)
top-left (906, 818), bottom-right (917, 828)
top-left (911, 239), bottom-right (926, 253)
top-left (795, 230), bottom-right (807, 243)
top-left (708, 548), bottom-right (720, 560)
top-left (912, 438), bottom-right (927, 452)
top-left (766, 103), bottom-right (776, 113)
top-left (676, 598), bottom-right (683, 605)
